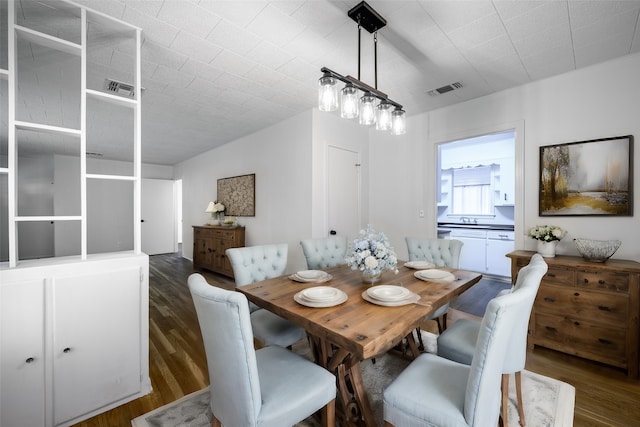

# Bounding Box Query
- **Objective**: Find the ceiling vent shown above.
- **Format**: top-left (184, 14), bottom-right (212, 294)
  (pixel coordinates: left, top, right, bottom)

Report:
top-left (427, 81), bottom-right (464, 97)
top-left (104, 78), bottom-right (135, 97)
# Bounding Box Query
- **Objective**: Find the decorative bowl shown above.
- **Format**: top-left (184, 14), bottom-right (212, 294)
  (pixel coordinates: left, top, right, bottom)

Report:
top-left (574, 238), bottom-right (621, 262)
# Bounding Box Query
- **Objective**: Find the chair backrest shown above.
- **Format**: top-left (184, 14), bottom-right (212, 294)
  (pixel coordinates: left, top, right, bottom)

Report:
top-left (226, 244), bottom-right (288, 287)
top-left (188, 273), bottom-right (262, 426)
top-left (463, 254), bottom-right (548, 426)
top-left (405, 237), bottom-right (463, 268)
top-left (300, 235), bottom-right (348, 269)
top-left (501, 253), bottom-right (548, 372)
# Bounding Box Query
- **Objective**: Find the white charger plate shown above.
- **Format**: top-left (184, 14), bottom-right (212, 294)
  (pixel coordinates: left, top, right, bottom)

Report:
top-left (367, 285), bottom-right (412, 302)
top-left (297, 270), bottom-right (326, 280)
top-left (361, 290), bottom-right (420, 307)
top-left (294, 289), bottom-right (348, 307)
top-left (414, 269), bottom-right (456, 283)
top-left (289, 272), bottom-right (333, 283)
top-left (404, 261), bottom-right (436, 270)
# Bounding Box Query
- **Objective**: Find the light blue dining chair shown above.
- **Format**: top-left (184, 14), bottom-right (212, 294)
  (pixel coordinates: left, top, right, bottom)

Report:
top-left (383, 262), bottom-right (539, 427)
top-left (226, 244), bottom-right (307, 348)
top-left (436, 253), bottom-right (548, 427)
top-left (300, 235), bottom-right (348, 269)
top-left (188, 274), bottom-right (336, 427)
top-left (406, 237), bottom-right (464, 345)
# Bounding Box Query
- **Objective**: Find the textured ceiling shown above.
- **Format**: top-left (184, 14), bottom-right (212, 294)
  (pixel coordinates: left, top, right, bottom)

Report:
top-left (3, 0), bottom-right (640, 166)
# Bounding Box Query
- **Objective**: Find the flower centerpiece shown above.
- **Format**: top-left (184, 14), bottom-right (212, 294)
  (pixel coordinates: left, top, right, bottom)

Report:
top-left (345, 225), bottom-right (398, 283)
top-left (206, 200), bottom-right (225, 225)
top-left (528, 225), bottom-right (566, 258)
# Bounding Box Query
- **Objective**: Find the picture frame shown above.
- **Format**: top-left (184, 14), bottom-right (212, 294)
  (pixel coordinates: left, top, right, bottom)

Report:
top-left (217, 173), bottom-right (255, 216)
top-left (539, 135), bottom-right (633, 216)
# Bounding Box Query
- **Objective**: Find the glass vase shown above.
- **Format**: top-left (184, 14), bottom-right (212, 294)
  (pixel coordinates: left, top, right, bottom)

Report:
top-left (362, 270), bottom-right (381, 284)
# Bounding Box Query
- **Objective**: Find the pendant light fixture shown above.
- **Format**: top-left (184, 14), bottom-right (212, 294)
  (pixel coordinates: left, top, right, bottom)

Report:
top-left (318, 1), bottom-right (406, 135)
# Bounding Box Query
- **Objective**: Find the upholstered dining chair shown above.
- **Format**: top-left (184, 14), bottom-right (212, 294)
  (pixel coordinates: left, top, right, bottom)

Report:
top-left (226, 244), bottom-right (307, 348)
top-left (383, 261), bottom-right (540, 427)
top-left (406, 237), bottom-right (464, 336)
top-left (436, 253), bottom-right (548, 427)
top-left (188, 274), bottom-right (336, 427)
top-left (300, 235), bottom-right (348, 269)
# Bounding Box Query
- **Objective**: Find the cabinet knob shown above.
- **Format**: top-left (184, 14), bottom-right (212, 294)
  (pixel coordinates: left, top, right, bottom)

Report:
top-left (63, 347), bottom-right (71, 353)
top-left (598, 338), bottom-right (613, 345)
top-left (598, 305), bottom-right (612, 312)
top-left (543, 297), bottom-right (555, 303)
top-left (26, 357), bottom-right (35, 363)
top-left (545, 326), bottom-right (558, 333)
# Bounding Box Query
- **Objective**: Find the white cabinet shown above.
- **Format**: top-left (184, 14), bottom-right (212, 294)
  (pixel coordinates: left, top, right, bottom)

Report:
top-left (486, 231), bottom-right (515, 277)
top-left (494, 158), bottom-right (515, 206)
top-left (452, 229), bottom-right (488, 274)
top-left (0, 254), bottom-right (150, 427)
top-left (1, 279), bottom-right (46, 427)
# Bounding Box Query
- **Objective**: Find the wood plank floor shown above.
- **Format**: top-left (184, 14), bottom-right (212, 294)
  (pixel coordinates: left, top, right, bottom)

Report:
top-left (72, 252), bottom-right (640, 426)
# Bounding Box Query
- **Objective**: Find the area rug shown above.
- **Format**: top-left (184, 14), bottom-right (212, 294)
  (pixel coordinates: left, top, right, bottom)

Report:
top-left (132, 334), bottom-right (575, 427)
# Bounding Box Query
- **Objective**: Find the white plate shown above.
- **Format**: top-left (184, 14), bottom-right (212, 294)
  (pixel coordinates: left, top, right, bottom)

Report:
top-left (301, 286), bottom-right (340, 302)
top-left (414, 269), bottom-right (456, 283)
top-left (361, 290), bottom-right (420, 307)
top-left (294, 289), bottom-right (348, 308)
top-left (297, 270), bottom-right (326, 280)
top-left (367, 285), bottom-right (412, 302)
top-left (404, 261), bottom-right (435, 270)
top-left (289, 273), bottom-right (333, 283)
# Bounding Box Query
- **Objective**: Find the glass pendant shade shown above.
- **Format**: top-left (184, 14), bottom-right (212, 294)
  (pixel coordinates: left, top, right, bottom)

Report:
top-left (391, 108), bottom-right (406, 135)
top-left (318, 75), bottom-right (338, 111)
top-left (375, 101), bottom-right (393, 130)
top-left (359, 93), bottom-right (376, 125)
top-left (340, 83), bottom-right (359, 119)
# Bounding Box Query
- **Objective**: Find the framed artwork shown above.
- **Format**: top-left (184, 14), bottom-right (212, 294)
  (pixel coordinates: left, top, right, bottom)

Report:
top-left (539, 135), bottom-right (633, 216)
top-left (217, 173), bottom-right (255, 216)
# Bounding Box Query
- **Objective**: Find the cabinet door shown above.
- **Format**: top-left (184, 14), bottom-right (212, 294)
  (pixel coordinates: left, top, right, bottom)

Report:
top-left (486, 237), bottom-right (514, 277)
top-left (456, 236), bottom-right (487, 273)
top-left (1, 279), bottom-right (46, 427)
top-left (52, 267), bottom-right (141, 426)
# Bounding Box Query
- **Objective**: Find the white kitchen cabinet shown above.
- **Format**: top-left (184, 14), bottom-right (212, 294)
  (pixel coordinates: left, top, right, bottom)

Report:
top-left (0, 279), bottom-right (46, 427)
top-left (451, 229), bottom-right (488, 274)
top-left (0, 254), bottom-right (150, 427)
top-left (486, 231), bottom-right (515, 277)
top-left (494, 158), bottom-right (515, 206)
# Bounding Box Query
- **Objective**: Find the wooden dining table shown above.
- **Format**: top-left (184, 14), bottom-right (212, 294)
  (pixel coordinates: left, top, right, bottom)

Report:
top-left (237, 263), bottom-right (482, 427)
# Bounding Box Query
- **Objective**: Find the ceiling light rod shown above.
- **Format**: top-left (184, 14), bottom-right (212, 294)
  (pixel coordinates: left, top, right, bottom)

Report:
top-left (320, 66), bottom-right (402, 110)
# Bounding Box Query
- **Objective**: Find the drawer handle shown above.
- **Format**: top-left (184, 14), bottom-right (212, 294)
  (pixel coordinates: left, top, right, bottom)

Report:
top-left (598, 305), bottom-right (612, 312)
top-left (545, 326), bottom-right (557, 333)
top-left (26, 357), bottom-right (35, 363)
top-left (598, 279), bottom-right (606, 285)
top-left (574, 292), bottom-right (580, 297)
top-left (547, 273), bottom-right (556, 278)
top-left (543, 297), bottom-right (555, 303)
top-left (63, 347), bottom-right (71, 354)
top-left (598, 338), bottom-right (613, 345)
top-left (573, 321), bottom-right (580, 326)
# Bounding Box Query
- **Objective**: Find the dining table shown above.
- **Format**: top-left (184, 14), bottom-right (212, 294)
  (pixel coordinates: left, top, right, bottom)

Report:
top-left (237, 262), bottom-right (482, 427)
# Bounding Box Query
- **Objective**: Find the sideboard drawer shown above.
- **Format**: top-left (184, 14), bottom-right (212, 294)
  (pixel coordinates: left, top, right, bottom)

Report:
top-left (577, 270), bottom-right (629, 293)
top-left (542, 266), bottom-right (575, 287)
top-left (534, 312), bottom-right (627, 365)
top-left (536, 285), bottom-right (628, 324)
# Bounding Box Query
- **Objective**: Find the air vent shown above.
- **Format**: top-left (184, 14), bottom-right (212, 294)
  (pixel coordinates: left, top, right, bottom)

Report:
top-left (104, 78), bottom-right (135, 97)
top-left (427, 81), bottom-right (464, 97)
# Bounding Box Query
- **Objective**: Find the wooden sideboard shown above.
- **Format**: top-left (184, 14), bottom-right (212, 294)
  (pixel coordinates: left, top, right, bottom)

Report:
top-left (193, 226), bottom-right (245, 278)
top-left (507, 250), bottom-right (640, 378)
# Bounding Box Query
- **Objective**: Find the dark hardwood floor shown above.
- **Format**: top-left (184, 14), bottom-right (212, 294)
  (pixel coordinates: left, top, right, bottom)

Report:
top-left (72, 252), bottom-right (640, 426)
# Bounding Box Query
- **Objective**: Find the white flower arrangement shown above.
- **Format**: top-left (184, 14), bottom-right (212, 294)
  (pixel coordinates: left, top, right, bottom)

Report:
top-left (345, 225), bottom-right (398, 276)
top-left (528, 225), bottom-right (566, 242)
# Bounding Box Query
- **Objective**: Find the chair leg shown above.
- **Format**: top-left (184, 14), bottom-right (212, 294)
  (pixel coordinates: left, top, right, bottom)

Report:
top-left (416, 327), bottom-right (425, 351)
top-left (501, 373), bottom-right (509, 427)
top-left (441, 312), bottom-right (448, 331)
top-left (515, 371), bottom-right (526, 426)
top-left (435, 317), bottom-right (443, 334)
top-left (212, 415), bottom-right (222, 427)
top-left (322, 398), bottom-right (336, 427)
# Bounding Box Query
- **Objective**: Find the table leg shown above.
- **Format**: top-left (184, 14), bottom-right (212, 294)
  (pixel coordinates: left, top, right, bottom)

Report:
top-left (308, 336), bottom-right (377, 427)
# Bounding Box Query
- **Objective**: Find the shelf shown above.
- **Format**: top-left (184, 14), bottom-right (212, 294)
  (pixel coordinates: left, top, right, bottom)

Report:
top-left (15, 25), bottom-right (82, 56)
top-left (15, 216), bottom-right (82, 222)
top-left (14, 120), bottom-right (81, 137)
top-left (86, 174), bottom-right (136, 181)
top-left (86, 89), bottom-right (138, 108)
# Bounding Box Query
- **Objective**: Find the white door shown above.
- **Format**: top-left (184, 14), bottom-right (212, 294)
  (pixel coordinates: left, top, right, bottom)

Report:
top-left (328, 146), bottom-right (360, 240)
top-left (142, 179), bottom-right (176, 255)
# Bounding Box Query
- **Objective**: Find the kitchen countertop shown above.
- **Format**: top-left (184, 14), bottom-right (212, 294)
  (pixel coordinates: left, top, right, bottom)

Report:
top-left (438, 223), bottom-right (514, 231)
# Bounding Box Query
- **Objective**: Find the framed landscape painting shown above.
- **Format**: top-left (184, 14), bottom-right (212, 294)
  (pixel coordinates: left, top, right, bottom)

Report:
top-left (539, 135), bottom-right (633, 216)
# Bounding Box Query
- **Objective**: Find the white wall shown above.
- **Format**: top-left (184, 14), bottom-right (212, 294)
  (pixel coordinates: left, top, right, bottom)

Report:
top-left (370, 52), bottom-right (640, 262)
top-left (174, 110), bottom-right (314, 272)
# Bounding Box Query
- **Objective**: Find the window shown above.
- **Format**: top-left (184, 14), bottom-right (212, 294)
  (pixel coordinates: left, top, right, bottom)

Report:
top-left (452, 166), bottom-right (493, 215)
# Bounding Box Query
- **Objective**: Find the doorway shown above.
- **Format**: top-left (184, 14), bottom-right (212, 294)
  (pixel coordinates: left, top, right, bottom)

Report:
top-left (327, 145), bottom-right (360, 240)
